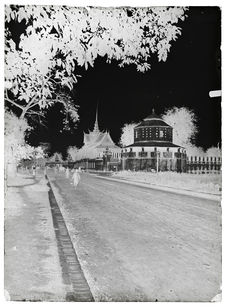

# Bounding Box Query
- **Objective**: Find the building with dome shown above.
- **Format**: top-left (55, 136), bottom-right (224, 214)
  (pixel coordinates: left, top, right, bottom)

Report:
top-left (121, 110), bottom-right (186, 172)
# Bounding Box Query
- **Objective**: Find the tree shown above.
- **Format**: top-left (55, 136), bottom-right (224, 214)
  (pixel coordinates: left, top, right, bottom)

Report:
top-left (4, 111), bottom-right (45, 176)
top-left (67, 146), bottom-right (79, 161)
top-left (162, 107), bottom-right (198, 148)
top-left (185, 145), bottom-right (205, 157)
top-left (120, 123), bottom-right (138, 147)
top-left (5, 111), bottom-right (31, 174)
top-left (205, 147), bottom-right (221, 158)
top-left (5, 6), bottom-right (187, 119)
top-left (15, 144), bottom-right (45, 162)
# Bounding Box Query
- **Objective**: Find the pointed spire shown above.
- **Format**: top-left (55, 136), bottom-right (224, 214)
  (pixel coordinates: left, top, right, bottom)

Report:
top-left (93, 103), bottom-right (100, 132)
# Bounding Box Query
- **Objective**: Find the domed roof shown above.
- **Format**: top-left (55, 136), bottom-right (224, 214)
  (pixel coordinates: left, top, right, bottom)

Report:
top-left (135, 109), bottom-right (171, 128)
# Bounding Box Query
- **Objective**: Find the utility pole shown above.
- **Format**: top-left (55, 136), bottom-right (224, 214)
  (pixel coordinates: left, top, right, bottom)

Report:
top-left (156, 150), bottom-right (159, 173)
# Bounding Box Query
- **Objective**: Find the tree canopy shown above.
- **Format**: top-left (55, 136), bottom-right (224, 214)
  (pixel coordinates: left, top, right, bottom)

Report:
top-left (120, 123), bottom-right (138, 147)
top-left (5, 5), bottom-right (187, 119)
top-left (162, 107), bottom-right (197, 148)
top-left (4, 111), bottom-right (45, 171)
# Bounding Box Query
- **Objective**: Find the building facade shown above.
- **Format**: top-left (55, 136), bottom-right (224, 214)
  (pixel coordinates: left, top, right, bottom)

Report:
top-left (121, 110), bottom-right (187, 172)
top-left (73, 109), bottom-right (121, 170)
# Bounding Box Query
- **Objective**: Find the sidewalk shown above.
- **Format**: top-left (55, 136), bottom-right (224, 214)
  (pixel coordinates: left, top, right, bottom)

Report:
top-left (4, 172), bottom-right (67, 301)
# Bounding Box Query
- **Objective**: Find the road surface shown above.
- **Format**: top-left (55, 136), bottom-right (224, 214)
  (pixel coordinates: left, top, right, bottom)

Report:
top-left (49, 171), bottom-right (221, 302)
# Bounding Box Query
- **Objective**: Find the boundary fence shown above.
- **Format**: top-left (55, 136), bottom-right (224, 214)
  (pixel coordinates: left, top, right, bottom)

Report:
top-left (186, 156), bottom-right (221, 174)
top-left (38, 155), bottom-right (222, 175)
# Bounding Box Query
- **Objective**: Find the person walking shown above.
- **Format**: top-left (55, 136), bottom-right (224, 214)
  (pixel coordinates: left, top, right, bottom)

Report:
top-left (72, 169), bottom-right (80, 189)
top-left (32, 164), bottom-right (36, 177)
top-left (65, 167), bottom-right (70, 179)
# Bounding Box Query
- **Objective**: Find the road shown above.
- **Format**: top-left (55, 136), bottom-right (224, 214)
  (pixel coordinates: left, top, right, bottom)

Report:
top-left (49, 171), bottom-right (221, 302)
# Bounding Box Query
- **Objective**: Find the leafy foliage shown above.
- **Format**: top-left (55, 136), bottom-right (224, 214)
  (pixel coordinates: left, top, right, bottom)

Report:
top-left (5, 5), bottom-right (187, 119)
top-left (5, 111), bottom-right (45, 165)
top-left (205, 147), bottom-right (221, 158)
top-left (67, 146), bottom-right (78, 161)
top-left (185, 145), bottom-right (205, 157)
top-left (185, 145), bottom-right (221, 158)
top-left (5, 111), bottom-right (30, 162)
top-left (67, 145), bottom-right (100, 161)
top-left (15, 144), bottom-right (45, 161)
top-left (162, 107), bottom-right (198, 148)
top-left (120, 122), bottom-right (138, 147)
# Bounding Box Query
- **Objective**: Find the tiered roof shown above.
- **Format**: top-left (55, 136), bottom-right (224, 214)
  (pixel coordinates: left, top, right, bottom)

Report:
top-left (83, 107), bottom-right (120, 151)
top-left (136, 109), bottom-right (171, 128)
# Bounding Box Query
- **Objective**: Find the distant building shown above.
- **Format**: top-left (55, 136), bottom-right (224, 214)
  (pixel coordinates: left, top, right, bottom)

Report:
top-left (73, 108), bottom-right (121, 170)
top-left (46, 152), bottom-right (64, 166)
top-left (82, 109), bottom-right (121, 159)
top-left (122, 109), bottom-right (186, 172)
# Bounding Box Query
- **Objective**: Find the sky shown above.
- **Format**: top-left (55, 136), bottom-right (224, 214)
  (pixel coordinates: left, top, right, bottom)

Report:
top-left (8, 6), bottom-right (222, 156)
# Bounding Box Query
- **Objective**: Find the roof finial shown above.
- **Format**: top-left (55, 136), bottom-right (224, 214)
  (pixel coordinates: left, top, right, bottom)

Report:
top-left (93, 102), bottom-right (99, 132)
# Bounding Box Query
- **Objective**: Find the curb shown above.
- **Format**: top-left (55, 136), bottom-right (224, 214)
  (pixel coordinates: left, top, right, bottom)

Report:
top-left (89, 173), bottom-right (221, 202)
top-left (46, 176), bottom-right (94, 302)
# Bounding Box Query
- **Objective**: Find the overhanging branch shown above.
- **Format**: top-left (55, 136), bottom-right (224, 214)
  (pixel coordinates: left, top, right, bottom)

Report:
top-left (5, 90), bottom-right (25, 111)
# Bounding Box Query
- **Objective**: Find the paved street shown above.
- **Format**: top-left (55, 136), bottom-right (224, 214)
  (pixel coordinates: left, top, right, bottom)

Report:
top-left (49, 171), bottom-right (221, 302)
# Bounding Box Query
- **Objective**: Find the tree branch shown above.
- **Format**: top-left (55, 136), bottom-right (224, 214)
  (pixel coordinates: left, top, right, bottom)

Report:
top-left (27, 100), bottom-right (40, 110)
top-left (26, 110), bottom-right (45, 118)
top-left (26, 77), bottom-right (52, 111)
top-left (25, 93), bottom-right (40, 110)
top-left (5, 90), bottom-right (25, 111)
top-left (26, 110), bottom-right (48, 128)
top-left (5, 97), bottom-right (25, 111)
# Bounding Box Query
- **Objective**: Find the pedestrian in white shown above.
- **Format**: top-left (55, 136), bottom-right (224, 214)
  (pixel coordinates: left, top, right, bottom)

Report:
top-left (65, 167), bottom-right (70, 179)
top-left (72, 169), bottom-right (80, 188)
top-left (59, 165), bottom-right (64, 172)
